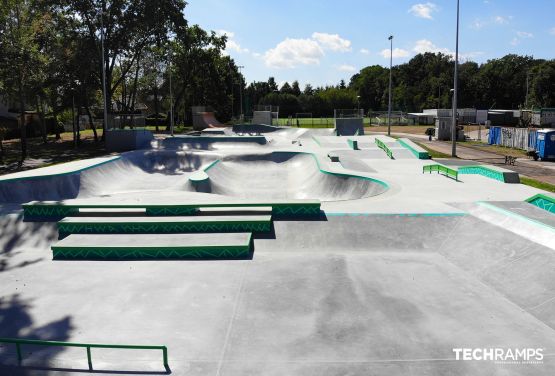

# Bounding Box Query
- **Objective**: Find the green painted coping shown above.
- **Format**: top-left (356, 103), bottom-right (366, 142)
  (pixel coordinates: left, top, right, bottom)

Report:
top-left (0, 157), bottom-right (121, 184)
top-left (189, 159), bottom-right (221, 183)
top-left (525, 193), bottom-right (555, 214)
top-left (397, 138), bottom-right (429, 159)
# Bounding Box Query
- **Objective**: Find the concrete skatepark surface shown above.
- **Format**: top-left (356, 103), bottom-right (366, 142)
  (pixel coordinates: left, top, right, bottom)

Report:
top-left (1, 125), bottom-right (555, 375)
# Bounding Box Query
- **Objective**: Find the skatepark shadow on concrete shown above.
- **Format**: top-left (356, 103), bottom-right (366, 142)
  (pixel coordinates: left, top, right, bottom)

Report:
top-left (0, 294), bottom-right (74, 370)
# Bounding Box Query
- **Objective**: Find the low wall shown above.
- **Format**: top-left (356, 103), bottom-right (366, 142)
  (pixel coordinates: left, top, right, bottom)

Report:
top-left (105, 129), bottom-right (154, 152)
top-left (334, 118), bottom-right (364, 136)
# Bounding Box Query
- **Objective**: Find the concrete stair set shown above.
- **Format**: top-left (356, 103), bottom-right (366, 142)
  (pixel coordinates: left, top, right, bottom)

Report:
top-left (23, 201), bottom-right (321, 260)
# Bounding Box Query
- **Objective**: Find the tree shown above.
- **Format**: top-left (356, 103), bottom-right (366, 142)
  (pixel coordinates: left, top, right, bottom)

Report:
top-left (0, 0), bottom-right (47, 160)
top-left (46, 0), bottom-right (188, 137)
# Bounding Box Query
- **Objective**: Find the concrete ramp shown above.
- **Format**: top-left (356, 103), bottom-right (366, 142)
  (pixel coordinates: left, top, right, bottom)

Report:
top-left (205, 152), bottom-right (388, 201)
top-left (193, 111), bottom-right (226, 130)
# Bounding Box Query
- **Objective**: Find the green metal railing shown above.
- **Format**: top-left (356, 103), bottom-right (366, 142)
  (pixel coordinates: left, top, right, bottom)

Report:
top-left (0, 337), bottom-right (169, 371)
top-left (423, 164), bottom-right (458, 181)
top-left (375, 139), bottom-right (394, 159)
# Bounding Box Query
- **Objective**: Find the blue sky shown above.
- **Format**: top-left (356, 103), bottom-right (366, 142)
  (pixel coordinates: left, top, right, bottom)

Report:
top-left (186, 0), bottom-right (555, 88)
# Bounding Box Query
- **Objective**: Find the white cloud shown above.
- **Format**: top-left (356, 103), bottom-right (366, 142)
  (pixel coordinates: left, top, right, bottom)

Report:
top-left (311, 32), bottom-right (352, 52)
top-left (409, 3), bottom-right (438, 20)
top-left (494, 15), bottom-right (511, 24)
top-left (511, 31), bottom-right (533, 45)
top-left (337, 64), bottom-right (357, 72)
top-left (413, 39), bottom-right (451, 54)
top-left (471, 15), bottom-right (512, 30)
top-left (516, 31), bottom-right (533, 38)
top-left (264, 38), bottom-right (324, 68)
top-left (379, 48), bottom-right (410, 59)
top-left (360, 48), bottom-right (370, 55)
top-left (262, 32), bottom-right (352, 69)
top-left (471, 19), bottom-right (487, 30)
top-left (412, 39), bottom-right (482, 61)
top-left (215, 29), bottom-right (249, 54)
top-left (550, 27), bottom-right (555, 35)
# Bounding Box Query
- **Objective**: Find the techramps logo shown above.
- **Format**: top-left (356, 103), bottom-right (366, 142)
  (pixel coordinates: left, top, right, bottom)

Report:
top-left (452, 348), bottom-right (544, 365)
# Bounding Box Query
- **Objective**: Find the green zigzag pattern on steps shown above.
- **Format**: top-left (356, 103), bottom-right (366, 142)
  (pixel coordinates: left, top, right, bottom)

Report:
top-left (58, 221), bottom-right (271, 235)
top-left (25, 203), bottom-right (320, 219)
top-left (458, 166), bottom-right (505, 182)
top-left (52, 245), bottom-right (251, 260)
top-left (23, 205), bottom-right (79, 219)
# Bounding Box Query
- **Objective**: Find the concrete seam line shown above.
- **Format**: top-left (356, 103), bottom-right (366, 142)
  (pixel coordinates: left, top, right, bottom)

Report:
top-left (215, 262), bottom-right (249, 376)
top-left (434, 215), bottom-right (465, 254)
top-left (528, 295), bottom-right (555, 311)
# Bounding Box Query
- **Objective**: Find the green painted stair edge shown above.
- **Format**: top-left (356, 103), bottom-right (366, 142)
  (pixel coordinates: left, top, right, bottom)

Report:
top-left (457, 165), bottom-right (519, 183)
top-left (58, 220), bottom-right (272, 235)
top-left (525, 193), bottom-right (555, 214)
top-left (375, 138), bottom-right (394, 159)
top-left (422, 164), bottom-right (459, 181)
top-left (52, 244), bottom-right (252, 260)
top-left (397, 138), bottom-right (429, 159)
top-left (23, 201), bottom-right (321, 219)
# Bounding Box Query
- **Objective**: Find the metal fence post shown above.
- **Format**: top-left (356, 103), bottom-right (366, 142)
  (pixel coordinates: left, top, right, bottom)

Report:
top-left (87, 346), bottom-right (92, 370)
top-left (16, 342), bottom-right (22, 364)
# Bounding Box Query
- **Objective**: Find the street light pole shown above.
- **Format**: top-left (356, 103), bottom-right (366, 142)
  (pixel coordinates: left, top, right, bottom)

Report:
top-left (169, 48), bottom-right (174, 136)
top-left (387, 35), bottom-right (393, 137)
top-left (100, 9), bottom-right (108, 135)
top-left (451, 0), bottom-right (460, 157)
top-left (238, 65), bottom-right (244, 121)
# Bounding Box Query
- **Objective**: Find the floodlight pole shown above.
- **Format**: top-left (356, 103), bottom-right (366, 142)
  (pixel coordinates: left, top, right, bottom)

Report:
top-left (451, 0), bottom-right (460, 157)
top-left (238, 65), bottom-right (244, 121)
top-left (100, 9), bottom-right (108, 133)
top-left (169, 48), bottom-right (174, 136)
top-left (387, 35), bottom-right (393, 137)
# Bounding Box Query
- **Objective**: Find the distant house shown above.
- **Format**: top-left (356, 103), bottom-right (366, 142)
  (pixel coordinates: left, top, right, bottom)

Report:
top-left (532, 108), bottom-right (555, 127)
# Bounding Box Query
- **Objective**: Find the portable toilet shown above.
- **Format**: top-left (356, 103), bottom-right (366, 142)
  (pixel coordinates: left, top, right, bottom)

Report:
top-left (535, 129), bottom-right (555, 161)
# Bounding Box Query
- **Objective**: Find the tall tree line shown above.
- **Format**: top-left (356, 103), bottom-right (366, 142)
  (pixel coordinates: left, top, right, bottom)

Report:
top-left (244, 53), bottom-right (555, 118)
top-left (0, 0), bottom-right (243, 160)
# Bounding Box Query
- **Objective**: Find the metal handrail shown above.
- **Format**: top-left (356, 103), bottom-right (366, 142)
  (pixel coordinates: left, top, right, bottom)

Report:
top-left (423, 164), bottom-right (458, 181)
top-left (0, 337), bottom-right (169, 372)
top-left (375, 139), bottom-right (394, 159)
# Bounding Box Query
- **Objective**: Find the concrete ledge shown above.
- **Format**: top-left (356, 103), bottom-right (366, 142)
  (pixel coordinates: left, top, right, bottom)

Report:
top-left (458, 165), bottom-right (520, 183)
top-left (51, 233), bottom-right (253, 260)
top-left (57, 215), bottom-right (272, 235)
top-left (526, 193), bottom-right (555, 214)
top-left (23, 199), bottom-right (321, 220)
top-left (398, 138), bottom-right (429, 159)
top-left (347, 139), bottom-right (359, 150)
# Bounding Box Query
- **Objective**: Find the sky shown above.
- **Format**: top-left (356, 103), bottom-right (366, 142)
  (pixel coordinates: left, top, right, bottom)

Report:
top-left (186, 0), bottom-right (555, 88)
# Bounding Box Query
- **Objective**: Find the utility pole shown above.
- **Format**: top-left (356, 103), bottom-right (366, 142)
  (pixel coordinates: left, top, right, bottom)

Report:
top-left (525, 71), bottom-right (532, 109)
top-left (451, 0), bottom-right (460, 157)
top-left (100, 9), bottom-right (108, 135)
top-left (387, 35), bottom-right (393, 137)
top-left (238, 65), bottom-right (244, 121)
top-left (169, 48), bottom-right (174, 136)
